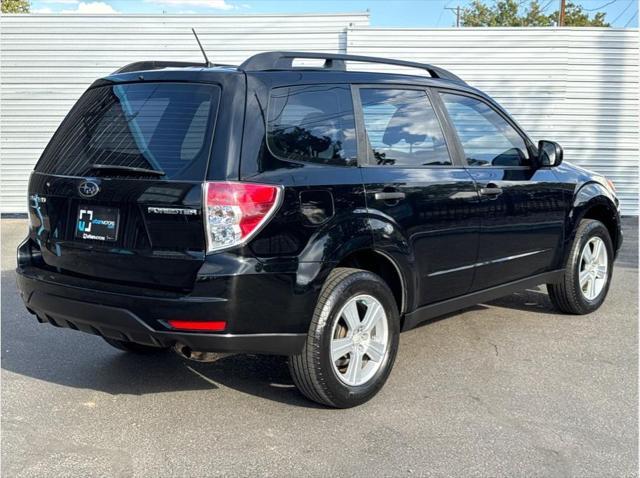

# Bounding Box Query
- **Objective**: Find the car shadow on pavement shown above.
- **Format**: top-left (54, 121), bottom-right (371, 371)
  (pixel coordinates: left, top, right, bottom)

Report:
top-left (486, 287), bottom-right (557, 315)
top-left (0, 269), bottom-right (325, 408)
top-left (184, 354), bottom-right (327, 409)
top-left (0, 267), bottom-right (615, 407)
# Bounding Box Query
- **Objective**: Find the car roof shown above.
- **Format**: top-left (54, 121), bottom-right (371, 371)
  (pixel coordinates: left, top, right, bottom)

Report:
top-left (105, 51), bottom-right (469, 85)
top-left (100, 52), bottom-right (488, 101)
top-left (102, 65), bottom-right (482, 95)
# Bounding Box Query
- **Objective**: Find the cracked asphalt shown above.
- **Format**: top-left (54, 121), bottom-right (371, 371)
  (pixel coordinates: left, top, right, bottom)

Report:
top-left (1, 218), bottom-right (637, 477)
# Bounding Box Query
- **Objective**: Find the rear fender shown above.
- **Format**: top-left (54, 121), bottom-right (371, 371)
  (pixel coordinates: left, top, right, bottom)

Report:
top-left (292, 209), bottom-right (417, 324)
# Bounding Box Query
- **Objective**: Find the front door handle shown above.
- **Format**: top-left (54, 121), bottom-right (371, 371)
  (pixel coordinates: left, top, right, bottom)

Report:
top-left (375, 191), bottom-right (406, 201)
top-left (479, 185), bottom-right (503, 196)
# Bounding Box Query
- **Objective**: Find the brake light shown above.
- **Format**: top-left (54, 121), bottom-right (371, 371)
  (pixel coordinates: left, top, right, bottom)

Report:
top-left (167, 320), bottom-right (226, 332)
top-left (203, 181), bottom-right (282, 253)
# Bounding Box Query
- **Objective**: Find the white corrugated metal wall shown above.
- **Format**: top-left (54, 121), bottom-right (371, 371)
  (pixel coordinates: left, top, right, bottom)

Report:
top-left (1, 16), bottom-right (638, 214)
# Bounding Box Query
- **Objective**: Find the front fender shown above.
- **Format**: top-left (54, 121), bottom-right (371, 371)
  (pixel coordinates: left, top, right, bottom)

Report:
top-left (563, 181), bottom-right (621, 263)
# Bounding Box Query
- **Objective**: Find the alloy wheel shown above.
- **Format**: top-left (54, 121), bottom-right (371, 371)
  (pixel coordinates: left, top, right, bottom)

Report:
top-left (579, 236), bottom-right (608, 301)
top-left (330, 294), bottom-right (389, 386)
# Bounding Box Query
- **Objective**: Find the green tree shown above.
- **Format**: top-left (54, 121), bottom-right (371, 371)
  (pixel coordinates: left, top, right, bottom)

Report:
top-left (562, 2), bottom-right (609, 26)
top-left (461, 0), bottom-right (610, 27)
top-left (1, 0), bottom-right (31, 13)
top-left (522, 0), bottom-right (552, 26)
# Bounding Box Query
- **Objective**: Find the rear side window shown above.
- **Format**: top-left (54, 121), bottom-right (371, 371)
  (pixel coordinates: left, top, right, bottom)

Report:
top-left (359, 88), bottom-right (451, 167)
top-left (36, 83), bottom-right (219, 180)
top-left (267, 85), bottom-right (357, 166)
top-left (440, 93), bottom-right (530, 167)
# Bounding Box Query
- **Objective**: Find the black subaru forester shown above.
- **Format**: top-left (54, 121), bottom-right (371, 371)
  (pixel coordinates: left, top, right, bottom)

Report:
top-left (17, 52), bottom-right (622, 408)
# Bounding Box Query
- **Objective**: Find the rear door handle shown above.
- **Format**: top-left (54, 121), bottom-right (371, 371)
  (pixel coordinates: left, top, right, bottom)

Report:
top-left (375, 191), bottom-right (406, 201)
top-left (479, 186), bottom-right (503, 196)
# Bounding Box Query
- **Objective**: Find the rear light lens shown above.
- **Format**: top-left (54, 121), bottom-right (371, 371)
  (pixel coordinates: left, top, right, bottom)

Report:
top-left (203, 181), bottom-right (282, 253)
top-left (167, 320), bottom-right (227, 332)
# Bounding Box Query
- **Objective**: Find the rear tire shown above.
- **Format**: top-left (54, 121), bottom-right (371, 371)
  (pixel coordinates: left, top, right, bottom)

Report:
top-left (289, 267), bottom-right (400, 408)
top-left (547, 219), bottom-right (613, 314)
top-left (102, 337), bottom-right (168, 354)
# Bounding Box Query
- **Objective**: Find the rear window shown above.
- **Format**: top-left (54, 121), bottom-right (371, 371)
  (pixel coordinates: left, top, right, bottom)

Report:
top-left (266, 84), bottom-right (357, 166)
top-left (36, 82), bottom-right (220, 180)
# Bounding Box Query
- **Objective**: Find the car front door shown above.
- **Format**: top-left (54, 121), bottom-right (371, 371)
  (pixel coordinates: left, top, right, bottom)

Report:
top-left (354, 85), bottom-right (481, 308)
top-left (436, 90), bottom-right (566, 290)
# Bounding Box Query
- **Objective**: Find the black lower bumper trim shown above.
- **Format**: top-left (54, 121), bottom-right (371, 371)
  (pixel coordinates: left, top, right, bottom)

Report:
top-left (18, 272), bottom-right (306, 355)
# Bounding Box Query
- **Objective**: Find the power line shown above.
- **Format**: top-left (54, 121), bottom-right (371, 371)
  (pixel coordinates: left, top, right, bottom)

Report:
top-left (623, 10), bottom-right (638, 27)
top-left (585, 0), bottom-right (617, 11)
top-left (436, 0), bottom-right (450, 27)
top-left (541, 0), bottom-right (555, 12)
top-left (612, 0), bottom-right (634, 24)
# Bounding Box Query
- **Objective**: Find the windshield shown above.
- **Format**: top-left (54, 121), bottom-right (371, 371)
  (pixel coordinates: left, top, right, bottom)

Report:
top-left (36, 82), bottom-right (220, 180)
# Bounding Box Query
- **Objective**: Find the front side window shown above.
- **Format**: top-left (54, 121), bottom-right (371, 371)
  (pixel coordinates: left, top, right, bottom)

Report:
top-left (267, 85), bottom-right (357, 166)
top-left (36, 83), bottom-right (219, 180)
top-left (359, 88), bottom-right (451, 167)
top-left (440, 93), bottom-right (530, 167)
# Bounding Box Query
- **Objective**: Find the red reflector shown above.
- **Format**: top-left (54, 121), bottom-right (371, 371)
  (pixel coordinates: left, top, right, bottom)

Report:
top-left (167, 320), bottom-right (226, 332)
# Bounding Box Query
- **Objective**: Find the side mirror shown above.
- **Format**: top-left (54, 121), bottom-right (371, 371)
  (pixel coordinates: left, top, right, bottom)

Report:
top-left (537, 140), bottom-right (563, 167)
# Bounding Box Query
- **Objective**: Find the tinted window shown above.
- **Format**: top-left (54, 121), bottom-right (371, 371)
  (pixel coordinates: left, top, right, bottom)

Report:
top-left (267, 85), bottom-right (357, 166)
top-left (359, 88), bottom-right (450, 167)
top-left (36, 83), bottom-right (219, 180)
top-left (440, 93), bottom-right (529, 167)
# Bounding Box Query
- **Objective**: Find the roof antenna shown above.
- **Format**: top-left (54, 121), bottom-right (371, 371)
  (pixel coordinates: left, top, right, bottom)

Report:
top-left (191, 28), bottom-right (211, 67)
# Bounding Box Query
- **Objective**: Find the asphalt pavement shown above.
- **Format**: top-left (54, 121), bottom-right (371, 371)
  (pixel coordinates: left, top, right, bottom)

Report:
top-left (1, 218), bottom-right (637, 477)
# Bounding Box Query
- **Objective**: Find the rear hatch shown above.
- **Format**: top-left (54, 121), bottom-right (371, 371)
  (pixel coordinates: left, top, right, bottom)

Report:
top-left (27, 81), bottom-right (221, 290)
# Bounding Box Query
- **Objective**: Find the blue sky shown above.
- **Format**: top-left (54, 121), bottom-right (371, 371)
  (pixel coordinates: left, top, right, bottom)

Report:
top-left (29, 0), bottom-right (639, 28)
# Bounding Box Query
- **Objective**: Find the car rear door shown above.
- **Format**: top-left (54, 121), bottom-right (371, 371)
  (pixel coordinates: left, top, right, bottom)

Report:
top-left (353, 85), bottom-right (481, 307)
top-left (435, 90), bottom-right (566, 290)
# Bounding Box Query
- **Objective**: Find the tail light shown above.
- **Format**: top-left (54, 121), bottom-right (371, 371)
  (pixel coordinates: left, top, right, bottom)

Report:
top-left (203, 181), bottom-right (282, 253)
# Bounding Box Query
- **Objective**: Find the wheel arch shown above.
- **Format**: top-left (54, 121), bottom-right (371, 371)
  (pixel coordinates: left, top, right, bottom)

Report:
top-left (335, 248), bottom-right (408, 317)
top-left (295, 212), bottom-right (414, 328)
top-left (566, 181), bottom-right (621, 261)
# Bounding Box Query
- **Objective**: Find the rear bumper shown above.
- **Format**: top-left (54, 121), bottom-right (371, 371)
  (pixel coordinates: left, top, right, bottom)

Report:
top-left (16, 266), bottom-right (307, 355)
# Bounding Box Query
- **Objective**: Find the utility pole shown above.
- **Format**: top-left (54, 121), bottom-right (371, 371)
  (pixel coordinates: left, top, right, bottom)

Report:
top-left (445, 5), bottom-right (461, 27)
top-left (558, 0), bottom-right (566, 26)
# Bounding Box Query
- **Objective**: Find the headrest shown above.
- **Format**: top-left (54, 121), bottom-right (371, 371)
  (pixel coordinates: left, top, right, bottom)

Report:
top-left (382, 107), bottom-right (427, 146)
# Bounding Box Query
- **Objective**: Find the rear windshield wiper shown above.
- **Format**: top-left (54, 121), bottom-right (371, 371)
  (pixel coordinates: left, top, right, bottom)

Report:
top-left (88, 164), bottom-right (166, 177)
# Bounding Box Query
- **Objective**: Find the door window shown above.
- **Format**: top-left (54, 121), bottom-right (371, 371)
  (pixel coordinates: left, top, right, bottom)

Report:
top-left (440, 93), bottom-right (530, 167)
top-left (358, 88), bottom-right (451, 167)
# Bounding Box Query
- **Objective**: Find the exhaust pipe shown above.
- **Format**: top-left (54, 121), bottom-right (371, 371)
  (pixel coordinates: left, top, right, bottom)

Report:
top-left (172, 343), bottom-right (223, 363)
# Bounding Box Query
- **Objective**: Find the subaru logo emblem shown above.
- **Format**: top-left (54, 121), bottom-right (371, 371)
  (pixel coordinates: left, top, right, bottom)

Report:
top-left (78, 180), bottom-right (100, 198)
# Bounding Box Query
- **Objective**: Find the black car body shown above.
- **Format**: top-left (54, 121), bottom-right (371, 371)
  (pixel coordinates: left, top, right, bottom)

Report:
top-left (16, 52), bottom-right (622, 407)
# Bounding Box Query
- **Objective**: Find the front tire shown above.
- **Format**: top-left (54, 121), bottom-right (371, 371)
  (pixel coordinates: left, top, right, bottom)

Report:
top-left (548, 219), bottom-right (614, 314)
top-left (289, 268), bottom-right (400, 408)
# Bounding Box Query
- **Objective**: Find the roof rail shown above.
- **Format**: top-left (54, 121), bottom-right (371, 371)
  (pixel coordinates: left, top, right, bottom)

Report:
top-left (238, 51), bottom-right (464, 83)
